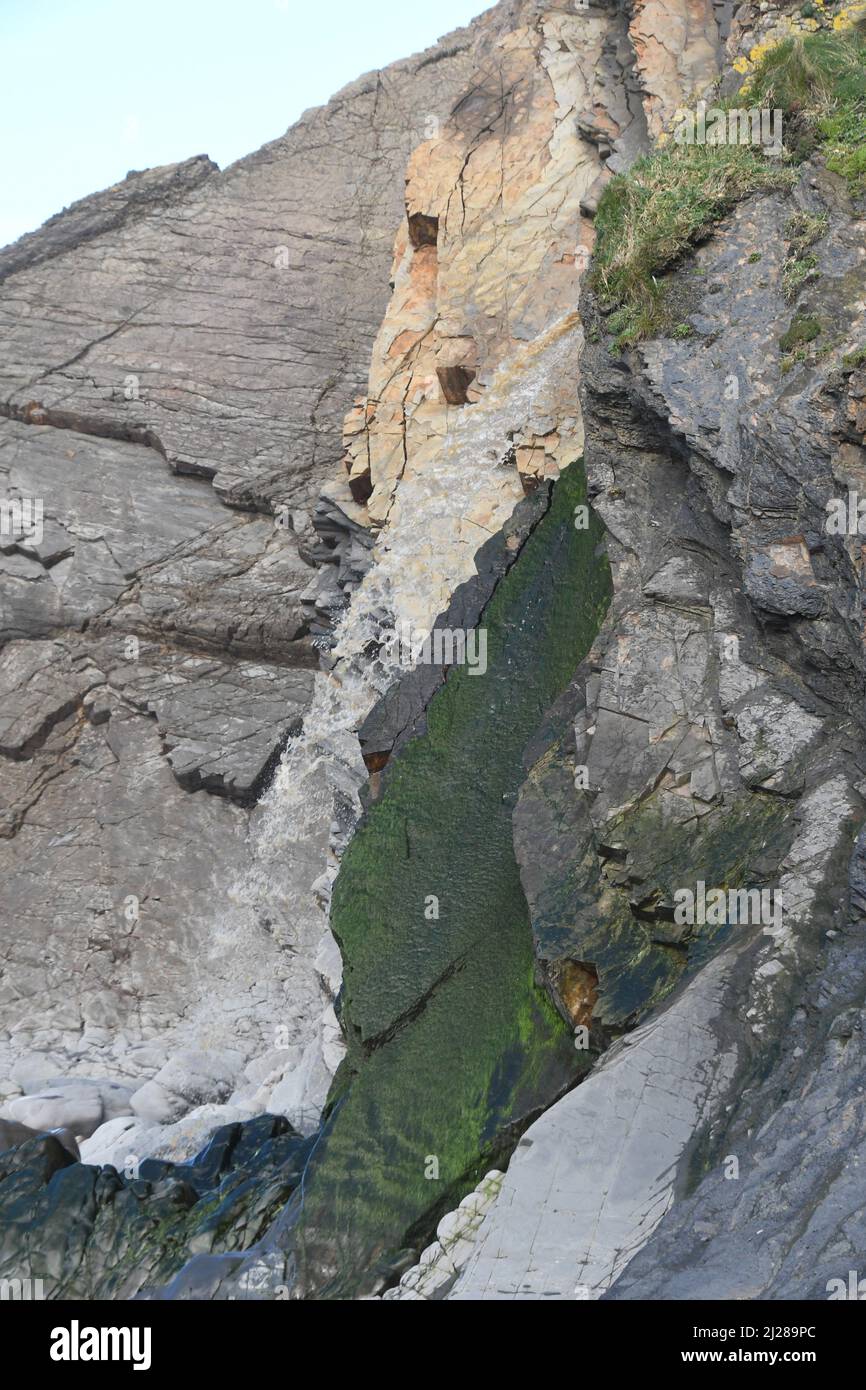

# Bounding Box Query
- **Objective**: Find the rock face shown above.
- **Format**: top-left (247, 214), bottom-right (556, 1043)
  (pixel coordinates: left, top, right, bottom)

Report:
top-left (0, 1114), bottom-right (315, 1299)
top-left (440, 61), bottom-right (865, 1303)
top-left (1, 0), bottom-right (866, 1307)
top-left (0, 10), bottom-right (489, 1147)
top-left (0, 159), bottom-right (218, 286)
top-left (606, 830), bottom-right (866, 1301)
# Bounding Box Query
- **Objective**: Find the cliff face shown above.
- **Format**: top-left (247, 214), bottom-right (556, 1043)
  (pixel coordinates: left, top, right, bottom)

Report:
top-left (2, 0), bottom-right (866, 1303)
top-left (447, 181), bottom-right (866, 1302)
top-left (0, 13), bottom-right (487, 1149)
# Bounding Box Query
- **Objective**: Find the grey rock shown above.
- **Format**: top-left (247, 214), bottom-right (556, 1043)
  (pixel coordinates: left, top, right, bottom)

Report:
top-left (744, 548), bottom-right (825, 618)
top-left (0, 157), bottom-right (217, 285)
top-left (78, 1115), bottom-right (156, 1170)
top-left (0, 639), bottom-right (104, 756)
top-left (0, 1117), bottom-right (79, 1160)
top-left (452, 953), bottom-right (739, 1299)
top-left (113, 650), bottom-right (315, 801)
top-left (130, 1051), bottom-right (244, 1124)
top-left (607, 827), bottom-right (866, 1302)
top-left (4, 1077), bottom-right (133, 1138)
top-left (0, 421), bottom-right (239, 641)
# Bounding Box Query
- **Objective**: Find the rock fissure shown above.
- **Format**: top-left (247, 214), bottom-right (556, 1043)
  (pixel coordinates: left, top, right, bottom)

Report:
top-left (3, 0), bottom-right (866, 1308)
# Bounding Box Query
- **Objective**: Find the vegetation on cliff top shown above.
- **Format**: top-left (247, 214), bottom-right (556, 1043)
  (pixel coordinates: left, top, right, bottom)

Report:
top-left (745, 19), bottom-right (866, 186)
top-left (592, 22), bottom-right (866, 348)
top-left (592, 145), bottom-right (794, 348)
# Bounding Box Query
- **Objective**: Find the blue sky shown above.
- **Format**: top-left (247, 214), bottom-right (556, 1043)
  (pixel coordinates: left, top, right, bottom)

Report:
top-left (0, 0), bottom-right (490, 248)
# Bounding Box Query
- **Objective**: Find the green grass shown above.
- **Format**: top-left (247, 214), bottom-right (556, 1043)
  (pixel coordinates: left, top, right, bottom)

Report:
top-left (783, 251), bottom-right (820, 298)
top-left (781, 210), bottom-right (828, 298)
top-left (779, 311), bottom-right (823, 369)
top-left (745, 27), bottom-right (866, 189)
top-left (779, 312), bottom-right (822, 352)
top-left (842, 345), bottom-right (866, 369)
top-left (592, 145), bottom-right (795, 348)
top-left (591, 26), bottom-right (866, 348)
top-left (785, 209), bottom-right (829, 250)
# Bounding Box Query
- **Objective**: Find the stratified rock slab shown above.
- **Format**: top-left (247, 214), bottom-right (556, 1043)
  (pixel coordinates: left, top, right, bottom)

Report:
top-left (451, 956), bottom-right (736, 1298)
top-left (115, 651), bottom-right (315, 801)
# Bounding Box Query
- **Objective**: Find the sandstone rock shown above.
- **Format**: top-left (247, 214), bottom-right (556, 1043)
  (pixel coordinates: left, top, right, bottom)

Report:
top-left (629, 0), bottom-right (723, 139)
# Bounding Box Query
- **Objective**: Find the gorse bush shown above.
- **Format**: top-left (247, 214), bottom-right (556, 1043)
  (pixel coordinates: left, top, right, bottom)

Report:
top-left (591, 24), bottom-right (866, 348)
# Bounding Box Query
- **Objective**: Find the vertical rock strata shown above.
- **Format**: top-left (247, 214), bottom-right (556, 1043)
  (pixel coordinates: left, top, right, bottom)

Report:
top-left (1, 0), bottom-right (865, 1304)
top-left (289, 462), bottom-right (610, 1298)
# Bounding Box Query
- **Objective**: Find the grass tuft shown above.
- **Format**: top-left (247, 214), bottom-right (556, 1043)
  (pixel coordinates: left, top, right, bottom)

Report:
top-left (591, 145), bottom-right (794, 347)
top-left (779, 312), bottom-right (823, 355)
top-left (591, 27), bottom-right (866, 348)
top-left (781, 209), bottom-right (828, 298)
top-left (745, 28), bottom-right (866, 188)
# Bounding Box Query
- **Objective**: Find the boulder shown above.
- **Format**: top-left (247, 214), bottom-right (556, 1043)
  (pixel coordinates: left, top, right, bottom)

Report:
top-left (4, 1077), bottom-right (133, 1138)
top-left (0, 1117), bottom-right (80, 1160)
top-left (130, 1050), bottom-right (243, 1124)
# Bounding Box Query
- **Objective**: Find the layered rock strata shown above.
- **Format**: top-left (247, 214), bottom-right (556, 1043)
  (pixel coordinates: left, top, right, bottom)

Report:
top-left (1, 0), bottom-right (864, 1307)
top-left (0, 12), bottom-right (492, 1149)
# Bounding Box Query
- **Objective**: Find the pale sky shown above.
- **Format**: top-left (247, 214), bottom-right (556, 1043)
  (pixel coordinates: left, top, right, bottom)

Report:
top-left (0, 0), bottom-right (491, 249)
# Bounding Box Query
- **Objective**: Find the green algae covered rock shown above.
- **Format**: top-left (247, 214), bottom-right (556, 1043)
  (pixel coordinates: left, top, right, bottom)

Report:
top-left (293, 461), bottom-right (612, 1295)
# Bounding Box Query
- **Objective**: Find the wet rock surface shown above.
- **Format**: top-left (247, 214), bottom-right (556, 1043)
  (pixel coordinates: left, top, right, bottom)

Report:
top-left (0, 1114), bottom-right (313, 1299)
top-left (1, 0), bottom-right (865, 1305)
